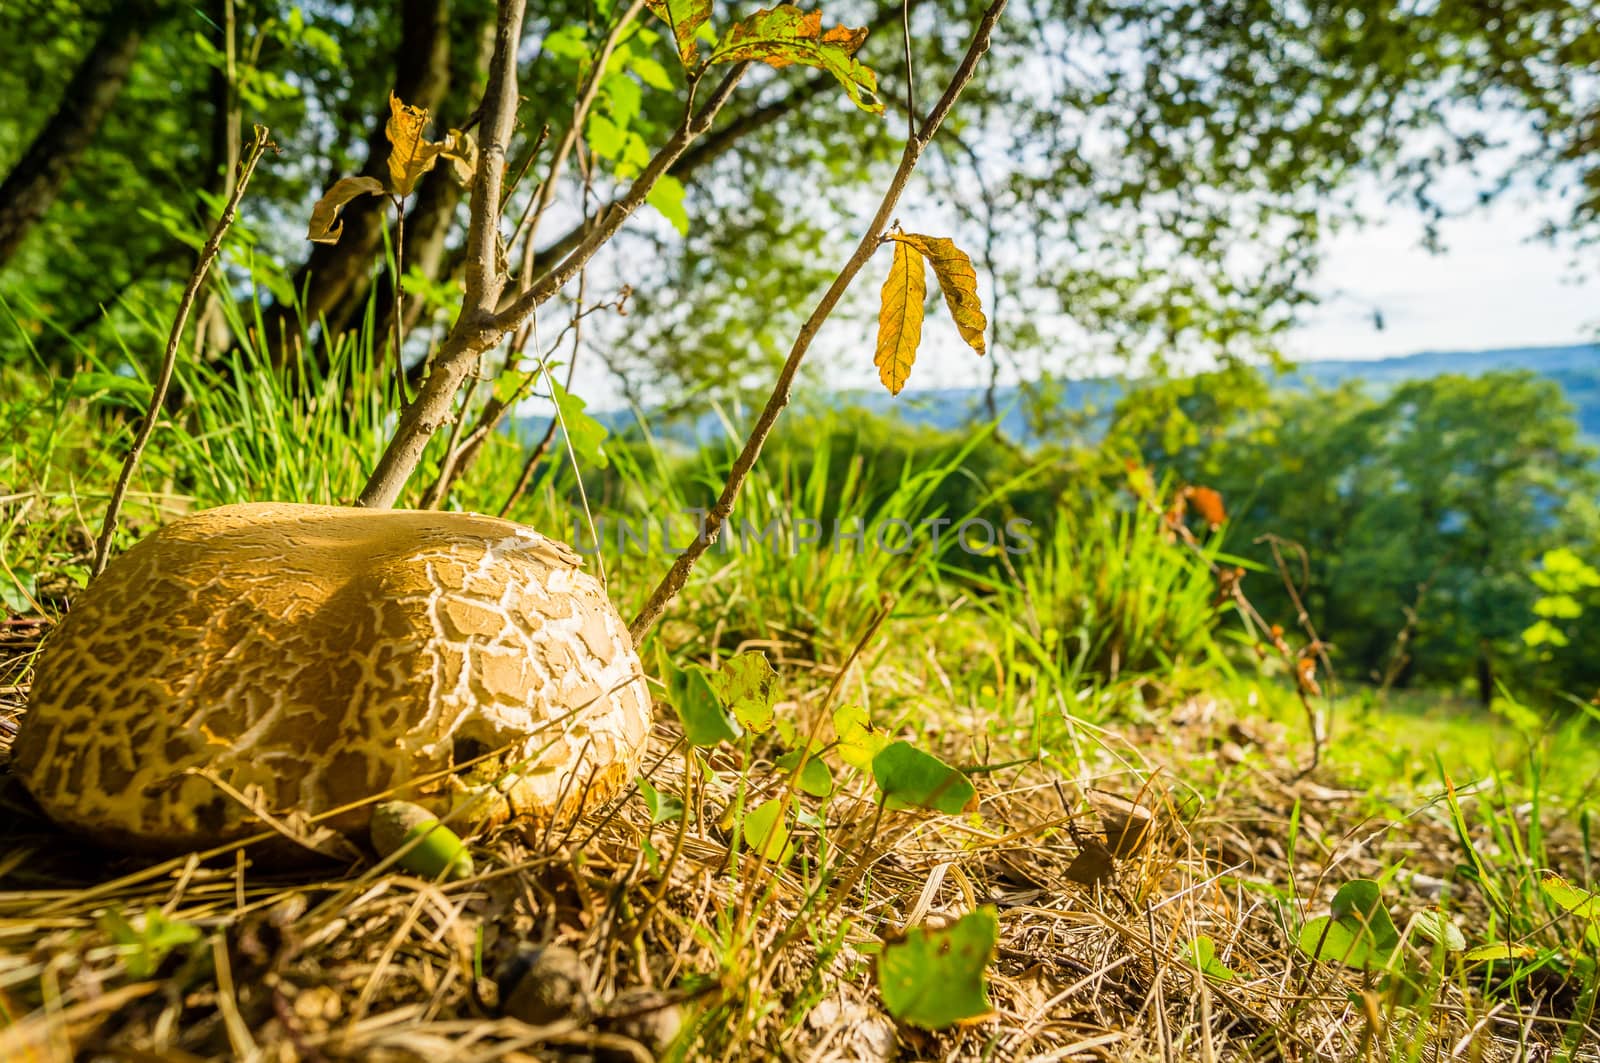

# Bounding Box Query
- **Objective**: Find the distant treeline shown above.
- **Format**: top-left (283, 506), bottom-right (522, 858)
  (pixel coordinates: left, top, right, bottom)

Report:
top-left (599, 368), bottom-right (1599, 706)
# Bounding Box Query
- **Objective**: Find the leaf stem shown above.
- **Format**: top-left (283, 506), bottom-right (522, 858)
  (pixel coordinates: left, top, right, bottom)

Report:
top-left (627, 0), bottom-right (1009, 643)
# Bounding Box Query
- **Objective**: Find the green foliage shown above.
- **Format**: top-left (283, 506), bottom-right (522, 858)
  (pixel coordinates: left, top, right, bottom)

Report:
top-left (1297, 879), bottom-right (1401, 969)
top-left (657, 644), bottom-right (742, 746)
top-left (831, 703), bottom-right (889, 770)
top-left (741, 797), bottom-right (793, 861)
top-left (547, 376), bottom-right (611, 470)
top-left (638, 777), bottom-right (686, 823)
top-left (1142, 369), bottom-right (1600, 700)
top-left (704, 651), bottom-right (781, 732)
top-left (871, 740), bottom-right (977, 814)
top-left (774, 748), bottom-right (833, 797)
top-left (876, 907), bottom-right (998, 1029)
top-left (101, 907), bottom-right (204, 980)
top-left (1185, 936), bottom-right (1237, 981)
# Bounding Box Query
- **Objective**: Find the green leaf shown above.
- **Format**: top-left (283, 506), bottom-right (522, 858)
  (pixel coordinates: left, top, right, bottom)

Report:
top-left (638, 777), bottom-right (684, 824)
top-left (1462, 941), bottom-right (1536, 963)
top-left (877, 907), bottom-right (998, 1029)
top-left (547, 377), bottom-right (610, 469)
top-left (647, 174), bottom-right (690, 235)
top-left (872, 741), bottom-right (978, 815)
top-left (657, 644), bottom-right (741, 747)
top-left (1541, 872), bottom-right (1600, 919)
top-left (541, 24), bottom-right (592, 62)
top-left (833, 704), bottom-right (888, 770)
top-left (1185, 935), bottom-right (1237, 981)
top-left (708, 5), bottom-right (883, 114)
top-left (102, 907), bottom-right (204, 980)
top-left (1296, 879), bottom-right (1401, 969)
top-left (776, 749), bottom-right (834, 797)
top-left (1522, 618), bottom-right (1570, 648)
top-left (706, 651), bottom-right (780, 732)
top-left (645, 0), bottom-right (712, 64)
top-left (1411, 910), bottom-right (1466, 952)
top-left (602, 71), bottom-right (643, 129)
top-left (743, 797), bottom-right (793, 861)
top-left (586, 112), bottom-right (627, 161)
top-left (630, 54), bottom-right (676, 90)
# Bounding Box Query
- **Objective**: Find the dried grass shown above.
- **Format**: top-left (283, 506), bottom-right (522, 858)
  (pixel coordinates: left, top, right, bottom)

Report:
top-left (1, 613), bottom-right (1597, 1062)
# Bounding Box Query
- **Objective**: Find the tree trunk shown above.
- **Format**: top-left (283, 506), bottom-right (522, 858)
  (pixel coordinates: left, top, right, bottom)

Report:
top-left (259, 0), bottom-right (453, 366)
top-left (0, 4), bottom-right (162, 267)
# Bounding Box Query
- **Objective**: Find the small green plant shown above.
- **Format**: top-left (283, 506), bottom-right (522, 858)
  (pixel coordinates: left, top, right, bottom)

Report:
top-left (100, 907), bottom-right (204, 980)
top-left (876, 907), bottom-right (998, 1030)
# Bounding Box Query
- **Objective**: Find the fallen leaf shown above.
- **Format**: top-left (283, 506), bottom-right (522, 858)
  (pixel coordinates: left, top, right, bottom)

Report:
top-left (1064, 837), bottom-right (1116, 885)
top-left (1086, 788), bottom-right (1156, 859)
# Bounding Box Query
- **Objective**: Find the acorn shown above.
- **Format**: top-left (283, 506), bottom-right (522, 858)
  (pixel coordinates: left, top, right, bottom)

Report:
top-left (370, 800), bottom-right (475, 881)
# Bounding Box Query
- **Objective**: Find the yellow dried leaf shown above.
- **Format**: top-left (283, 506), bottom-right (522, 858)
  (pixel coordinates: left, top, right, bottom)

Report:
top-left (386, 92), bottom-right (443, 195)
top-left (439, 128), bottom-right (477, 185)
top-left (306, 175), bottom-right (385, 244)
top-left (893, 234), bottom-right (987, 356)
top-left (874, 238), bottom-right (926, 395)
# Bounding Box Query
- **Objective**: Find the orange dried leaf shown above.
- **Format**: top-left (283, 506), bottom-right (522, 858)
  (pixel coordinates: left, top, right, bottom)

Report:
top-left (1185, 485), bottom-right (1228, 527)
top-left (874, 239), bottom-right (927, 396)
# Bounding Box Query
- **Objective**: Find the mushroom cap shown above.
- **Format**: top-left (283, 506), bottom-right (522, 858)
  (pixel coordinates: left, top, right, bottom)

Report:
top-left (13, 503), bottom-right (653, 854)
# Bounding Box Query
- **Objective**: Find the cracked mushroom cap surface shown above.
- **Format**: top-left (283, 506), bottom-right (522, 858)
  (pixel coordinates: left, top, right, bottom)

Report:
top-left (14, 502), bottom-right (653, 854)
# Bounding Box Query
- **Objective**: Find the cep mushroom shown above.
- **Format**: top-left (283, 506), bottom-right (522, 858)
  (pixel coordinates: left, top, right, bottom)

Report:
top-left (12, 502), bottom-right (652, 856)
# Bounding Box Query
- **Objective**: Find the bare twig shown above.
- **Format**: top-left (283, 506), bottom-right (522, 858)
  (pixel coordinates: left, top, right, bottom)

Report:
top-left (497, 283), bottom-right (607, 517)
top-left (627, 0), bottom-right (1010, 643)
top-left (510, 0), bottom-right (646, 257)
top-left (92, 126), bottom-right (271, 577)
top-left (357, 0), bottom-right (746, 509)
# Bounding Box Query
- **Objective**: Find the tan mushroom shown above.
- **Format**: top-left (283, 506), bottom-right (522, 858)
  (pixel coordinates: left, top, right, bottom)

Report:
top-left (13, 502), bottom-right (652, 856)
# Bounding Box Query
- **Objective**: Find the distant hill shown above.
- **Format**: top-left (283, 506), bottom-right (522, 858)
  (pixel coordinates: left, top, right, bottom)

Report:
top-left (558, 342), bottom-right (1599, 446)
top-left (827, 342), bottom-right (1600, 445)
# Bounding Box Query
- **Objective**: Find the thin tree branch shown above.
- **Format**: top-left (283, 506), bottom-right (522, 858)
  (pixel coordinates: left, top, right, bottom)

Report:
top-left (357, 55), bottom-right (747, 509)
top-left (627, 0), bottom-right (1009, 643)
top-left (356, 0), bottom-right (531, 509)
top-left (93, 127), bottom-right (272, 577)
top-left (509, 0), bottom-right (646, 257)
top-left (490, 66), bottom-right (747, 337)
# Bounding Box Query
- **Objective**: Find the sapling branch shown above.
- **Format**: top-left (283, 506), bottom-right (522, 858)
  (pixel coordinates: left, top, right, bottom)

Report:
top-left (627, 0), bottom-right (1010, 643)
top-left (356, 0), bottom-right (745, 509)
top-left (92, 126), bottom-right (272, 578)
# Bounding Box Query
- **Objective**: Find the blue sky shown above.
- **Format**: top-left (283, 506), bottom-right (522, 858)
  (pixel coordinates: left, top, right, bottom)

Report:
top-left (1288, 193), bottom-right (1599, 363)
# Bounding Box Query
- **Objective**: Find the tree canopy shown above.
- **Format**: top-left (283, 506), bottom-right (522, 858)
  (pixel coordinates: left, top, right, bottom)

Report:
top-left (1, 0), bottom-right (1595, 404)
